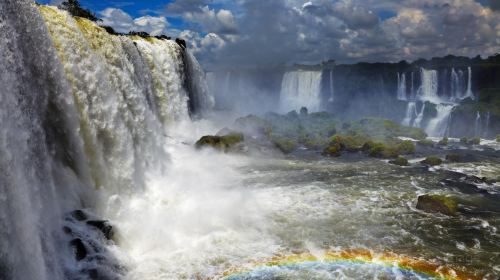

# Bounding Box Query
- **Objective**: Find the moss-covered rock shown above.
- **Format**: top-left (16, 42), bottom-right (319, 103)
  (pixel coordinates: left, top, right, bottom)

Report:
top-left (416, 194), bottom-right (458, 215)
top-left (397, 140), bottom-right (416, 154)
top-left (271, 137), bottom-right (297, 154)
top-left (497, 135), bottom-right (500, 142)
top-left (421, 156), bottom-right (443, 166)
top-left (389, 156), bottom-right (409, 166)
top-left (323, 143), bottom-right (342, 157)
top-left (468, 137), bottom-right (481, 145)
top-left (445, 154), bottom-right (461, 162)
top-left (195, 133), bottom-right (244, 152)
top-left (438, 137), bottom-right (449, 146)
top-left (418, 139), bottom-right (435, 147)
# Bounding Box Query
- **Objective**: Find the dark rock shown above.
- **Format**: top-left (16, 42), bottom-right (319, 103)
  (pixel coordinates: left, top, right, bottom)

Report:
top-left (175, 38), bottom-right (186, 49)
top-left (155, 35), bottom-right (171, 40)
top-left (440, 179), bottom-right (488, 195)
top-left (63, 226), bottom-right (72, 235)
top-left (445, 153), bottom-right (460, 162)
top-left (70, 238), bottom-right (87, 261)
top-left (71, 210), bottom-right (87, 221)
top-left (195, 133), bottom-right (244, 152)
top-left (300, 107), bottom-right (308, 116)
top-left (416, 194), bottom-right (458, 216)
top-left (87, 220), bottom-right (114, 240)
top-left (59, 0), bottom-right (100, 22)
top-left (128, 31), bottom-right (150, 38)
top-left (101, 26), bottom-right (118, 35)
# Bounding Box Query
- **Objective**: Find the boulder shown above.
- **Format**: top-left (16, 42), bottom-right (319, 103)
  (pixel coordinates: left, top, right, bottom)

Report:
top-left (70, 238), bottom-right (87, 261)
top-left (86, 220), bottom-right (114, 240)
top-left (389, 156), bottom-right (409, 166)
top-left (195, 133), bottom-right (244, 152)
top-left (71, 210), bottom-right (87, 221)
top-left (416, 195), bottom-right (458, 215)
top-left (445, 153), bottom-right (460, 162)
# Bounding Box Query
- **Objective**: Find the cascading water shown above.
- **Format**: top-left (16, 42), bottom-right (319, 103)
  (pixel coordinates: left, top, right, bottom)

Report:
top-left (417, 68), bottom-right (439, 103)
top-left (397, 72), bottom-right (407, 101)
top-left (465, 67), bottom-right (474, 100)
top-left (328, 70), bottom-right (334, 102)
top-left (279, 70), bottom-right (323, 112)
top-left (425, 104), bottom-right (454, 137)
top-left (0, 2), bottom-right (213, 279)
top-left (475, 111), bottom-right (482, 137)
top-left (402, 102), bottom-right (416, 127)
top-left (414, 103), bottom-right (426, 128)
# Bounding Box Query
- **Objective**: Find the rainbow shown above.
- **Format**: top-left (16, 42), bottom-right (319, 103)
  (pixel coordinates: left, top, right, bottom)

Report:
top-left (217, 249), bottom-right (480, 280)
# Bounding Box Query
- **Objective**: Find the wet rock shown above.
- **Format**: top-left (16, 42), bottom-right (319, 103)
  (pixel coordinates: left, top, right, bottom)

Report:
top-left (86, 220), bottom-right (114, 240)
top-left (63, 226), bottom-right (72, 235)
top-left (389, 156), bottom-right (408, 166)
top-left (195, 133), bottom-right (244, 152)
top-left (71, 210), bottom-right (87, 221)
top-left (70, 238), bottom-right (87, 261)
top-left (445, 153), bottom-right (460, 162)
top-left (416, 194), bottom-right (458, 216)
top-left (421, 156), bottom-right (443, 166)
top-left (300, 107), bottom-right (308, 116)
top-left (323, 143), bottom-right (341, 157)
top-left (175, 38), bottom-right (186, 49)
top-left (440, 179), bottom-right (488, 195)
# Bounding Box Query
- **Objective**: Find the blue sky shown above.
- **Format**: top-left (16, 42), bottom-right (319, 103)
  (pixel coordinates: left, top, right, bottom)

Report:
top-left (39, 0), bottom-right (500, 69)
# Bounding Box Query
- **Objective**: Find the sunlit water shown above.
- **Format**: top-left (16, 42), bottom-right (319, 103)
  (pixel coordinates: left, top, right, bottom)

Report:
top-left (104, 123), bottom-right (499, 280)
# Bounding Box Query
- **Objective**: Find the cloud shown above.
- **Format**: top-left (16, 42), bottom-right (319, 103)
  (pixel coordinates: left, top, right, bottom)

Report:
top-left (99, 8), bottom-right (169, 36)
top-left (165, 0), bottom-right (500, 69)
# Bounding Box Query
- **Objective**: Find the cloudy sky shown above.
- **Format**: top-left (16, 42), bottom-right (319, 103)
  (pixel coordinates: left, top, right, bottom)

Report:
top-left (41, 0), bottom-right (500, 69)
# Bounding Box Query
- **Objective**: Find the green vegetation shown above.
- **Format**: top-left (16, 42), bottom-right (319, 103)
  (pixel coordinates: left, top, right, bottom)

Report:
top-left (421, 156), bottom-right (443, 166)
top-left (418, 139), bottom-right (434, 147)
top-left (231, 112), bottom-right (425, 157)
top-left (438, 137), bottom-right (449, 146)
top-left (195, 133), bottom-right (244, 152)
top-left (460, 137), bottom-right (468, 144)
top-left (469, 137), bottom-right (481, 145)
top-left (389, 156), bottom-right (409, 166)
top-left (59, 0), bottom-right (100, 22)
top-left (497, 135), bottom-right (500, 142)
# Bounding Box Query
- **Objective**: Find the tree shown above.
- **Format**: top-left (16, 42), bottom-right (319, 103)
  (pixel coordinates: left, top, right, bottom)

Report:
top-left (59, 0), bottom-right (100, 22)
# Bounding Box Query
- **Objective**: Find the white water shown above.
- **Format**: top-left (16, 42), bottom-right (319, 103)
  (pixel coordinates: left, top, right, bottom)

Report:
top-left (279, 70), bottom-right (323, 113)
top-left (417, 68), bottom-right (439, 103)
top-left (402, 102), bottom-right (416, 126)
top-left (465, 66), bottom-right (474, 100)
top-left (328, 70), bottom-right (334, 102)
top-left (0, 3), bottom-right (213, 279)
top-left (413, 103), bottom-right (426, 128)
top-left (425, 104), bottom-right (454, 137)
top-left (475, 111), bottom-right (482, 137)
top-left (397, 72), bottom-right (407, 100)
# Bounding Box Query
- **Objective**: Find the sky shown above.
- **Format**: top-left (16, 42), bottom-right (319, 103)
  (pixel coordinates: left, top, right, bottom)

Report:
top-left (40, 0), bottom-right (500, 70)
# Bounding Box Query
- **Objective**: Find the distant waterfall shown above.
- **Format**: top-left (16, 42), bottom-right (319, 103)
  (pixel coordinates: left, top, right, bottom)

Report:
top-left (0, 2), bottom-right (212, 279)
top-left (484, 112), bottom-right (490, 138)
top-left (397, 73), bottom-right (407, 100)
top-left (402, 102), bottom-right (417, 126)
top-left (279, 70), bottom-right (323, 113)
top-left (465, 67), bottom-right (474, 100)
top-left (426, 104), bottom-right (454, 137)
top-left (414, 103), bottom-right (426, 128)
top-left (328, 70), bottom-right (334, 102)
top-left (417, 68), bottom-right (439, 103)
top-left (475, 111), bottom-right (482, 136)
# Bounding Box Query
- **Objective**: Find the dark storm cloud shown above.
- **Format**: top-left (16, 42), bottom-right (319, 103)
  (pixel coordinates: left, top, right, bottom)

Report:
top-left (491, 0), bottom-right (500, 10)
top-left (166, 0), bottom-right (500, 69)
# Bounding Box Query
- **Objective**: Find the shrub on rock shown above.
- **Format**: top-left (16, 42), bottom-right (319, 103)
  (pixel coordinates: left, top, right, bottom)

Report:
top-left (438, 137), bottom-right (449, 146)
top-left (389, 156), bottom-right (409, 166)
top-left (195, 133), bottom-right (244, 152)
top-left (421, 156), bottom-right (443, 166)
top-left (445, 154), bottom-right (460, 162)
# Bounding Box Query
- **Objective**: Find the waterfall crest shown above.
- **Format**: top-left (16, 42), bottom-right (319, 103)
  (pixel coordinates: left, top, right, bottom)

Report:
top-left (279, 70), bottom-right (323, 113)
top-left (0, 2), bottom-right (212, 279)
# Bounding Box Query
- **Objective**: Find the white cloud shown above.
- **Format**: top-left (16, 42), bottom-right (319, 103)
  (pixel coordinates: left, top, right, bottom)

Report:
top-left (99, 8), bottom-right (169, 36)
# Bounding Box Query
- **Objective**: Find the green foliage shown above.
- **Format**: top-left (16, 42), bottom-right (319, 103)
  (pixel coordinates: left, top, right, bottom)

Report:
top-left (469, 137), bottom-right (481, 145)
top-left (323, 143), bottom-right (342, 157)
top-left (271, 137), bottom-right (297, 154)
top-left (497, 135), bottom-right (500, 142)
top-left (389, 156), bottom-right (409, 166)
top-left (418, 139), bottom-right (434, 147)
top-left (460, 137), bottom-right (468, 144)
top-left (417, 194), bottom-right (458, 215)
top-left (397, 140), bottom-right (416, 154)
top-left (421, 156), bottom-right (443, 166)
top-left (59, 0), bottom-right (100, 22)
top-left (438, 137), bottom-right (449, 146)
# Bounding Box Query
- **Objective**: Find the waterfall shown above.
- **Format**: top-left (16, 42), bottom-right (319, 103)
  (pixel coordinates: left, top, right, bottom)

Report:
top-left (397, 73), bottom-right (407, 100)
top-left (184, 51), bottom-right (215, 116)
top-left (464, 66), bottom-right (474, 100)
top-left (417, 68), bottom-right (439, 103)
top-left (328, 70), bottom-right (334, 102)
top-left (279, 70), bottom-right (323, 113)
top-left (402, 102), bottom-right (417, 127)
top-left (475, 111), bottom-right (482, 137)
top-left (0, 2), bottom-right (212, 279)
top-left (413, 103), bottom-right (426, 128)
top-left (410, 72), bottom-right (415, 100)
top-left (451, 68), bottom-right (460, 100)
top-left (426, 104), bottom-right (454, 137)
top-left (484, 111), bottom-right (490, 138)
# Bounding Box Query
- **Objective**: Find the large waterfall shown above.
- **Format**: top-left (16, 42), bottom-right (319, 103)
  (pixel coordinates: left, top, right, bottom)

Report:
top-left (0, 1), bottom-right (212, 279)
top-left (279, 70), bottom-right (323, 113)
